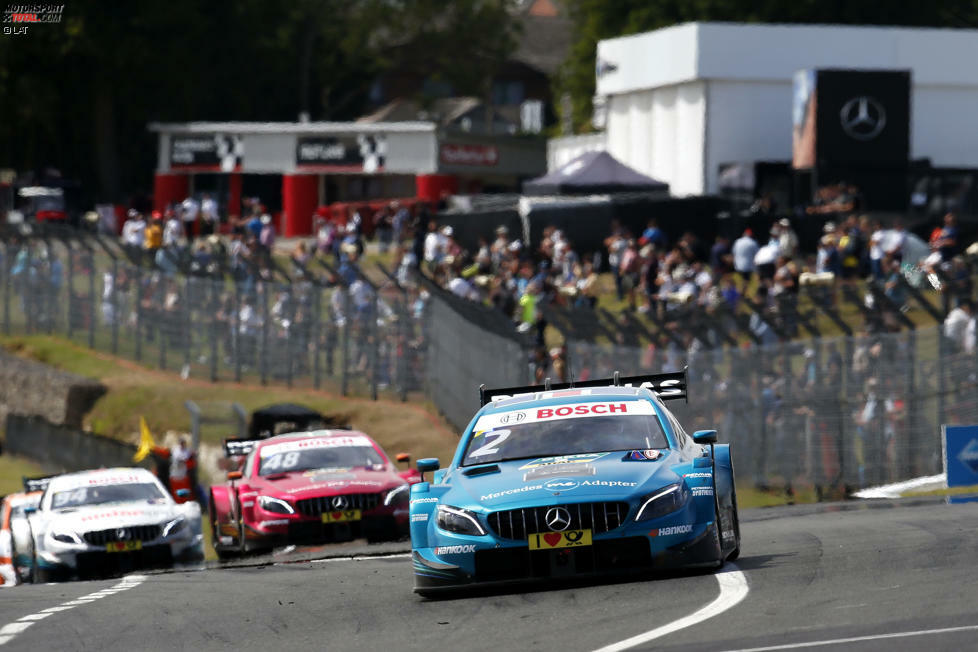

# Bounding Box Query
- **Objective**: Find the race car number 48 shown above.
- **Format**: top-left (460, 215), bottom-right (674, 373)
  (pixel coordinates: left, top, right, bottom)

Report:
top-left (106, 541), bottom-right (142, 553)
top-left (322, 509), bottom-right (362, 523)
top-left (528, 529), bottom-right (592, 550)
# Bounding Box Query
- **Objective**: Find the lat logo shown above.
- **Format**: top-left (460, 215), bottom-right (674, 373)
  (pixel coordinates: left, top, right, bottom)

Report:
top-left (543, 478), bottom-right (580, 493)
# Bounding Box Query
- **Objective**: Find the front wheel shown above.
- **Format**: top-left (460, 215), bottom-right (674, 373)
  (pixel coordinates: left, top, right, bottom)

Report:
top-left (727, 483), bottom-right (741, 561)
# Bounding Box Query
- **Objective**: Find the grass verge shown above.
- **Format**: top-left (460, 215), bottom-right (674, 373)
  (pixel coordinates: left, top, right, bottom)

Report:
top-left (0, 454), bottom-right (46, 497)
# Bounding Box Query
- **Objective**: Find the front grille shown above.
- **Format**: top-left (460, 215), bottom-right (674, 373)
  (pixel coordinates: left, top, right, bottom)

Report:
top-left (295, 493), bottom-right (381, 517)
top-left (487, 502), bottom-right (630, 540)
top-left (83, 524), bottom-right (162, 546)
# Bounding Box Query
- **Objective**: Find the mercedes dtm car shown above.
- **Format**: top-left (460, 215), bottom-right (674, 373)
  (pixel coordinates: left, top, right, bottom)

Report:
top-left (24, 468), bottom-right (204, 582)
top-left (209, 430), bottom-right (419, 558)
top-left (409, 370), bottom-right (740, 594)
top-left (0, 482), bottom-right (44, 586)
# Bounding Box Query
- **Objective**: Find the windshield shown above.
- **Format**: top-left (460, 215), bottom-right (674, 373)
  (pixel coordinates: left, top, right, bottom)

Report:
top-left (50, 483), bottom-right (166, 509)
top-left (259, 445), bottom-right (384, 476)
top-left (462, 401), bottom-right (668, 466)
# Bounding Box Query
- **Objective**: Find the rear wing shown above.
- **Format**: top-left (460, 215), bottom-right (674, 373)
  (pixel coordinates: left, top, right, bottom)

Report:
top-left (223, 437), bottom-right (261, 458)
top-left (22, 475), bottom-right (58, 493)
top-left (480, 368), bottom-right (688, 407)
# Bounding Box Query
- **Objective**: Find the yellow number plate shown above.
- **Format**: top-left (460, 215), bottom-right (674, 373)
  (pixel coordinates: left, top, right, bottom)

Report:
top-left (528, 529), bottom-right (592, 550)
top-left (106, 540), bottom-right (142, 553)
top-left (322, 509), bottom-right (362, 523)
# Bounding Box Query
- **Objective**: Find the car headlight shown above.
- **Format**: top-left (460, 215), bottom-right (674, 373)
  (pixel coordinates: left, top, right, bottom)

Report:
top-left (162, 516), bottom-right (189, 538)
top-left (49, 530), bottom-right (82, 545)
top-left (383, 484), bottom-right (409, 507)
top-left (257, 495), bottom-right (295, 515)
top-left (635, 483), bottom-right (691, 521)
top-left (435, 505), bottom-right (486, 536)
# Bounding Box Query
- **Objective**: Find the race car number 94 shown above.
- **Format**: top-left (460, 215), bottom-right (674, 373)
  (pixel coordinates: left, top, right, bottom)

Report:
top-left (528, 529), bottom-right (592, 550)
top-left (322, 509), bottom-right (362, 523)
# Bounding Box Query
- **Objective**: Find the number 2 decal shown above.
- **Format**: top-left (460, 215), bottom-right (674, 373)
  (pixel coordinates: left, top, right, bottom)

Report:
top-left (469, 429), bottom-right (511, 457)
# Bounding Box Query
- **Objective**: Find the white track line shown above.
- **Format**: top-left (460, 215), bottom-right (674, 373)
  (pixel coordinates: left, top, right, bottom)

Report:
top-left (0, 574), bottom-right (146, 648)
top-left (720, 623), bottom-right (978, 651)
top-left (309, 552), bottom-right (411, 564)
top-left (593, 564), bottom-right (749, 652)
top-left (853, 474), bottom-right (945, 499)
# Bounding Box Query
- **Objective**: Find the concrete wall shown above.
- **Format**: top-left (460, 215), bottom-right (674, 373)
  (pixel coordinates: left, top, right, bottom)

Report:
top-left (5, 414), bottom-right (145, 474)
top-left (0, 349), bottom-right (106, 433)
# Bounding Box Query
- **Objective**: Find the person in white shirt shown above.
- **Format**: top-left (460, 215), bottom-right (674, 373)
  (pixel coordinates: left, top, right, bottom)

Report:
top-left (121, 210), bottom-right (146, 260)
top-left (732, 229), bottom-right (758, 282)
top-left (944, 300), bottom-right (975, 353)
top-left (423, 221), bottom-right (443, 271)
top-left (200, 193), bottom-right (219, 236)
top-left (181, 196), bottom-right (200, 240)
top-left (776, 218), bottom-right (799, 259)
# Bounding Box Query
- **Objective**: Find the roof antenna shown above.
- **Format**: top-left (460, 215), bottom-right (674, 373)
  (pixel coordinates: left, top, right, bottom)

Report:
top-left (544, 377), bottom-right (552, 390)
top-left (613, 371), bottom-right (621, 386)
top-left (479, 384), bottom-right (486, 406)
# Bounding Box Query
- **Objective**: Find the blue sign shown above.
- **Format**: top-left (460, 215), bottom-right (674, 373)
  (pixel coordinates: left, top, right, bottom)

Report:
top-left (943, 425), bottom-right (978, 488)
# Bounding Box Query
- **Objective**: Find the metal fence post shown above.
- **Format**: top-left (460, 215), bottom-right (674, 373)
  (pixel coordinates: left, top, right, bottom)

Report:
top-left (209, 279), bottom-right (218, 382)
top-left (2, 241), bottom-right (10, 336)
top-left (183, 276), bottom-right (193, 375)
top-left (86, 248), bottom-right (95, 349)
top-left (260, 282), bottom-right (269, 386)
top-left (370, 289), bottom-right (379, 401)
top-left (111, 258), bottom-right (119, 354)
top-left (312, 288), bottom-right (322, 389)
top-left (233, 281), bottom-right (242, 383)
top-left (342, 286), bottom-right (351, 396)
top-left (134, 266), bottom-right (143, 362)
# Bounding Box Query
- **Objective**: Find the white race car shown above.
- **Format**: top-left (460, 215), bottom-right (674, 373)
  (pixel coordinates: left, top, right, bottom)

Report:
top-left (25, 467), bottom-right (203, 582)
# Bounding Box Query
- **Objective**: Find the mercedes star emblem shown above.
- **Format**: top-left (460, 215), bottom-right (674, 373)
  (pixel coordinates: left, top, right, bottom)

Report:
top-left (545, 507), bottom-right (572, 532)
top-left (331, 496), bottom-right (349, 510)
top-left (840, 96), bottom-right (886, 141)
top-left (116, 528), bottom-right (129, 541)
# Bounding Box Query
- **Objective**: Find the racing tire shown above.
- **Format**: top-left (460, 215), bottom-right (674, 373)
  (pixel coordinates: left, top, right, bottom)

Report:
top-left (31, 550), bottom-right (49, 584)
top-left (10, 539), bottom-right (27, 585)
top-left (727, 482), bottom-right (741, 562)
top-left (209, 496), bottom-right (237, 561)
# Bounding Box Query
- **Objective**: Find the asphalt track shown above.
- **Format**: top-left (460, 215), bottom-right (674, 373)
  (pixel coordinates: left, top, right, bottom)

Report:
top-left (2, 497), bottom-right (978, 651)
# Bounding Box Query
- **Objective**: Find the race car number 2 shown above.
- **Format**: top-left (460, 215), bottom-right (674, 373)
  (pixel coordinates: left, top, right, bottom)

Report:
top-left (528, 529), bottom-right (592, 550)
top-left (106, 541), bottom-right (142, 553)
top-left (322, 509), bottom-right (362, 523)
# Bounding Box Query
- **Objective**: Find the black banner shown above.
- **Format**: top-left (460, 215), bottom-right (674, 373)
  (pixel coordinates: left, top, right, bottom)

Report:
top-left (814, 69), bottom-right (910, 171)
top-left (170, 134), bottom-right (243, 171)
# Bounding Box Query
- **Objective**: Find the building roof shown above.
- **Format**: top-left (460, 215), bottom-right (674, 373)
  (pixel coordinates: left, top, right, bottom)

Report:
top-left (597, 22), bottom-right (978, 97)
top-left (148, 121), bottom-right (436, 135)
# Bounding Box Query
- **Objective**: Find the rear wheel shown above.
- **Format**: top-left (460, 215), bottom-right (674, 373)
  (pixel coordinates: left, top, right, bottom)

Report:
top-left (727, 480), bottom-right (742, 562)
top-left (210, 493), bottom-right (237, 561)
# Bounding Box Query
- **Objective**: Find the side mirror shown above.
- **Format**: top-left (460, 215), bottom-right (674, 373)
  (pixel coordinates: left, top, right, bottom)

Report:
top-left (175, 488), bottom-right (191, 498)
top-left (692, 430), bottom-right (717, 445)
top-left (227, 471), bottom-right (243, 481)
top-left (23, 506), bottom-right (37, 515)
top-left (417, 458), bottom-right (439, 481)
top-left (396, 453), bottom-right (411, 466)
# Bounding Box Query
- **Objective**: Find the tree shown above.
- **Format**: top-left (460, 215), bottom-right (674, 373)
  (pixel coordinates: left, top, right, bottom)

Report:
top-left (555, 0), bottom-right (978, 133)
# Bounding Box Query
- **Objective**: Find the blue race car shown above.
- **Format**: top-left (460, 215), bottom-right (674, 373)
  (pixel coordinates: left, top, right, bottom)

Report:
top-left (409, 370), bottom-right (740, 595)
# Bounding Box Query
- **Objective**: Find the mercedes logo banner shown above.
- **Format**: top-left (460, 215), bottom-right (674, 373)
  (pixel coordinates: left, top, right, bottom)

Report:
top-left (792, 69), bottom-right (909, 172)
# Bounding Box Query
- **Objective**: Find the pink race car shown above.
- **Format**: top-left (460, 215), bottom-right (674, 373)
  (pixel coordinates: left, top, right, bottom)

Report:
top-left (210, 430), bottom-right (421, 558)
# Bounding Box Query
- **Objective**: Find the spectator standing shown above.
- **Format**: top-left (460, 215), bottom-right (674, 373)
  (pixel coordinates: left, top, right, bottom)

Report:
top-left (373, 205), bottom-right (393, 252)
top-left (392, 201), bottom-right (410, 246)
top-left (604, 225), bottom-right (628, 300)
top-left (938, 212), bottom-right (959, 262)
top-left (775, 218), bottom-right (799, 259)
top-left (200, 193), bottom-right (219, 236)
top-left (121, 210), bottom-right (147, 260)
top-left (732, 229), bottom-right (758, 284)
top-left (640, 219), bottom-right (668, 249)
top-left (709, 235), bottom-right (733, 275)
top-left (944, 299), bottom-right (975, 353)
top-left (144, 212), bottom-right (163, 254)
top-left (181, 195), bottom-right (200, 240)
